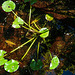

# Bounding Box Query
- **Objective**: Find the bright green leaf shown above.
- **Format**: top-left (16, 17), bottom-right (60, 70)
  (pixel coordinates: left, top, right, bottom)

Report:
top-left (2, 1), bottom-right (16, 12)
top-left (12, 23), bottom-right (21, 28)
top-left (32, 59), bottom-right (35, 62)
top-left (45, 14), bottom-right (53, 21)
top-left (12, 17), bottom-right (24, 28)
top-left (15, 17), bottom-right (24, 25)
top-left (49, 56), bottom-right (59, 69)
top-left (0, 58), bottom-right (8, 66)
top-left (39, 28), bottom-right (49, 38)
top-left (0, 50), bottom-right (6, 58)
top-left (4, 59), bottom-right (19, 73)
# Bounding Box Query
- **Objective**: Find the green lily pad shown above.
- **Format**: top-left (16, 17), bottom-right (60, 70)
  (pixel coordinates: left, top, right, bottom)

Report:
top-left (4, 59), bottom-right (19, 73)
top-left (0, 58), bottom-right (7, 66)
top-left (39, 28), bottom-right (49, 38)
top-left (45, 14), bottom-right (53, 21)
top-left (0, 50), bottom-right (6, 58)
top-left (49, 56), bottom-right (59, 69)
top-left (30, 59), bottom-right (43, 70)
top-left (12, 17), bottom-right (24, 28)
top-left (2, 1), bottom-right (16, 12)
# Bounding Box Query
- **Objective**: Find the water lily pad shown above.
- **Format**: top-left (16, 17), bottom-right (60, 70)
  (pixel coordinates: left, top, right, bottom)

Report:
top-left (49, 56), bottom-right (59, 69)
top-left (30, 59), bottom-right (43, 70)
top-left (0, 58), bottom-right (7, 66)
top-left (0, 50), bottom-right (6, 58)
top-left (4, 59), bottom-right (19, 73)
top-left (12, 17), bottom-right (24, 28)
top-left (39, 28), bottom-right (49, 38)
top-left (45, 14), bottom-right (53, 21)
top-left (2, 1), bottom-right (16, 12)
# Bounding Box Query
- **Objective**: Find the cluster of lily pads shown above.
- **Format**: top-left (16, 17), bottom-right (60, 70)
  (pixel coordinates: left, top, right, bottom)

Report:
top-left (1, 0), bottom-right (60, 72)
top-left (0, 50), bottom-right (19, 73)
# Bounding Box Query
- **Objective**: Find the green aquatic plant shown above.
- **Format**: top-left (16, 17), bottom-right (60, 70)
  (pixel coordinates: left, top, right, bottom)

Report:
top-left (2, 0), bottom-right (49, 60)
top-left (49, 56), bottom-right (59, 69)
top-left (0, 50), bottom-right (7, 66)
top-left (30, 59), bottom-right (43, 70)
top-left (12, 17), bottom-right (24, 28)
top-left (45, 14), bottom-right (53, 21)
top-left (4, 59), bottom-right (19, 72)
top-left (39, 28), bottom-right (49, 38)
top-left (0, 50), bottom-right (6, 58)
top-left (1, 0), bottom-right (59, 72)
top-left (2, 0), bottom-right (16, 12)
top-left (0, 58), bottom-right (7, 66)
top-left (0, 50), bottom-right (19, 73)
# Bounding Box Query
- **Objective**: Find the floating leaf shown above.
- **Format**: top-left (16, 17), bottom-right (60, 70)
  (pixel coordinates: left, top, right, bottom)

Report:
top-left (2, 1), bottom-right (16, 12)
top-left (0, 58), bottom-right (7, 66)
top-left (45, 14), bottom-right (53, 21)
top-left (30, 59), bottom-right (43, 70)
top-left (39, 28), bottom-right (49, 38)
top-left (12, 23), bottom-right (21, 28)
top-left (13, 17), bottom-right (24, 25)
top-left (15, 17), bottom-right (24, 25)
top-left (0, 50), bottom-right (6, 58)
top-left (12, 17), bottom-right (24, 28)
top-left (49, 56), bottom-right (59, 69)
top-left (4, 59), bottom-right (19, 73)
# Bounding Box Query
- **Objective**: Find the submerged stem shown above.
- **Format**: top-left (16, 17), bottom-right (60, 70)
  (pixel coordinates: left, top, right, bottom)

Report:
top-left (12, 11), bottom-right (39, 33)
top-left (4, 37), bottom-right (35, 57)
top-left (29, 5), bottom-right (31, 29)
top-left (43, 38), bottom-right (52, 59)
top-left (37, 42), bottom-right (40, 59)
top-left (21, 38), bottom-right (37, 60)
top-left (33, 22), bottom-right (40, 30)
top-left (12, 11), bottom-right (28, 26)
top-left (22, 26), bottom-right (29, 30)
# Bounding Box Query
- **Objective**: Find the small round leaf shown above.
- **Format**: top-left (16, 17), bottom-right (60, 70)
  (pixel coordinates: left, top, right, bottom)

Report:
top-left (49, 56), bottom-right (59, 69)
top-left (0, 50), bottom-right (6, 58)
top-left (39, 28), bottom-right (49, 38)
top-left (12, 17), bottom-right (24, 28)
top-left (0, 58), bottom-right (7, 66)
top-left (4, 59), bottom-right (19, 73)
top-left (45, 14), bottom-right (53, 21)
top-left (2, 1), bottom-right (16, 12)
